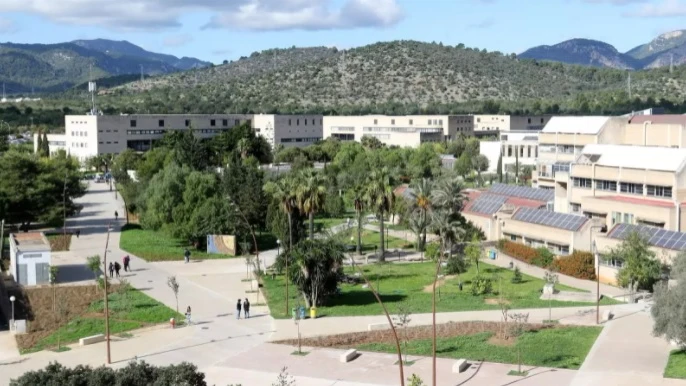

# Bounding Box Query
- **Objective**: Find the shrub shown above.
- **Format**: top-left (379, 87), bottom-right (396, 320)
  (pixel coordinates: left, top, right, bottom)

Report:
top-left (499, 241), bottom-right (539, 264)
top-left (470, 275), bottom-right (493, 296)
top-left (532, 247), bottom-right (554, 268)
top-left (445, 255), bottom-right (468, 275)
top-left (511, 266), bottom-right (523, 283)
top-left (551, 251), bottom-right (596, 280)
top-left (425, 242), bottom-right (440, 261)
top-left (496, 239), bottom-right (507, 250)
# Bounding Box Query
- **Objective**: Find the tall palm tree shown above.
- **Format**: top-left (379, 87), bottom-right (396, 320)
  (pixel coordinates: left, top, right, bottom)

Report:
top-left (348, 183), bottom-right (366, 255)
top-left (431, 177), bottom-right (466, 216)
top-left (236, 138), bottom-right (250, 159)
top-left (295, 169), bottom-right (327, 240)
top-left (364, 168), bottom-right (394, 262)
top-left (408, 178), bottom-right (433, 252)
top-left (264, 176), bottom-right (297, 249)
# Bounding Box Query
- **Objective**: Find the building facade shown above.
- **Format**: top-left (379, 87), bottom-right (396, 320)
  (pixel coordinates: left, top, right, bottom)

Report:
top-left (9, 232), bottom-right (51, 286)
top-left (322, 115), bottom-right (474, 147)
top-left (472, 115), bottom-right (552, 137)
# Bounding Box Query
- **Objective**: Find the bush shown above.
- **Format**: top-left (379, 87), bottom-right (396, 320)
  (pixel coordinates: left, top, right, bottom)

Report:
top-left (445, 255), bottom-right (467, 275)
top-left (470, 275), bottom-right (493, 296)
top-left (499, 241), bottom-right (539, 264)
top-left (323, 192), bottom-right (345, 218)
top-left (532, 247), bottom-right (554, 268)
top-left (511, 266), bottom-right (523, 283)
top-left (425, 242), bottom-right (440, 261)
top-left (551, 251), bottom-right (596, 280)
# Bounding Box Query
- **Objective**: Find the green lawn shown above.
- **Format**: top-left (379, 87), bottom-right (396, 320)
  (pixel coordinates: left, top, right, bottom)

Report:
top-left (120, 224), bottom-right (235, 261)
top-left (23, 289), bottom-right (182, 354)
top-left (334, 229), bottom-right (413, 252)
top-left (358, 325), bottom-right (602, 369)
top-left (665, 350), bottom-right (686, 379)
top-left (262, 261), bottom-right (619, 319)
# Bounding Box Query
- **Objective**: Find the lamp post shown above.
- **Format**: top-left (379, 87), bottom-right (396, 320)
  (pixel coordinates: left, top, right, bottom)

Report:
top-left (590, 225), bottom-right (603, 325)
top-left (276, 239), bottom-right (281, 257)
top-left (9, 295), bottom-right (15, 331)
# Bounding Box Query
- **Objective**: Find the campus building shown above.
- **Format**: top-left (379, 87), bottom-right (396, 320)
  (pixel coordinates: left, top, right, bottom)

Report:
top-left (472, 115), bottom-right (552, 137)
top-left (480, 131), bottom-right (541, 175)
top-left (9, 232), bottom-right (51, 286)
top-left (322, 115), bottom-right (474, 147)
top-left (35, 113), bottom-right (324, 161)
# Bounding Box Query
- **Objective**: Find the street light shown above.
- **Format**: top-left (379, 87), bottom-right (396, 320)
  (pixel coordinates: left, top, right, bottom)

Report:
top-left (590, 225), bottom-right (603, 325)
top-left (276, 239), bottom-right (281, 256)
top-left (9, 295), bottom-right (15, 331)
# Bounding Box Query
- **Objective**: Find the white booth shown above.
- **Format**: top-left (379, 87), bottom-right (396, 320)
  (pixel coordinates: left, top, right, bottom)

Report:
top-left (9, 232), bottom-right (52, 286)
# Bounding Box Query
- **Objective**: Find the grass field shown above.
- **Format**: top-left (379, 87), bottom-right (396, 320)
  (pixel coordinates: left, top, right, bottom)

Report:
top-left (262, 261), bottom-right (619, 319)
top-left (665, 350), bottom-right (686, 379)
top-left (17, 285), bottom-right (182, 354)
top-left (119, 224), bottom-right (234, 261)
top-left (334, 229), bottom-right (413, 252)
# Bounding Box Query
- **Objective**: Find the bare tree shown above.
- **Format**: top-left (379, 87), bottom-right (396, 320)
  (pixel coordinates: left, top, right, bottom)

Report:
top-left (544, 269), bottom-right (559, 322)
top-left (167, 276), bottom-right (180, 315)
top-left (394, 303), bottom-right (413, 365)
top-left (272, 367), bottom-right (296, 386)
top-left (508, 312), bottom-right (530, 374)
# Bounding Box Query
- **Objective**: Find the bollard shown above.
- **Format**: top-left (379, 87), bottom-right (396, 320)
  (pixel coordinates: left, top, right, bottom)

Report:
top-left (170, 318), bottom-right (175, 329)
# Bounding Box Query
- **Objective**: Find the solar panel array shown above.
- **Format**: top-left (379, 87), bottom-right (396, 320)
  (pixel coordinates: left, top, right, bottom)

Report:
top-left (468, 193), bottom-right (508, 215)
top-left (512, 207), bottom-right (588, 231)
top-left (489, 184), bottom-right (554, 202)
top-left (608, 224), bottom-right (686, 251)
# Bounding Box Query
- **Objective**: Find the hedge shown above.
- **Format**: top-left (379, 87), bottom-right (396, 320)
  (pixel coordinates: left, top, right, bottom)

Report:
top-left (497, 240), bottom-right (596, 281)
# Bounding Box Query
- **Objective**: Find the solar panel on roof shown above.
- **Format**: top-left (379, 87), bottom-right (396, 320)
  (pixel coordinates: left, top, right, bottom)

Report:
top-left (469, 193), bottom-right (508, 215)
top-left (512, 207), bottom-right (587, 231)
top-left (489, 184), bottom-right (554, 202)
top-left (607, 223), bottom-right (686, 251)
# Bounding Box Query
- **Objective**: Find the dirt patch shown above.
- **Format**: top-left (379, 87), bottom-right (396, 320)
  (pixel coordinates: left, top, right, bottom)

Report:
top-left (45, 234), bottom-right (72, 252)
top-left (488, 335), bottom-right (516, 346)
top-left (484, 298), bottom-right (510, 305)
top-left (14, 285), bottom-right (113, 351)
top-left (422, 275), bottom-right (456, 293)
top-left (275, 321), bottom-right (553, 348)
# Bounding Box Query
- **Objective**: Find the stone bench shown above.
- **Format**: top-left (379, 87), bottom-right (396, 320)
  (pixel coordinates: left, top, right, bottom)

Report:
top-left (340, 349), bottom-right (358, 363)
top-left (79, 334), bottom-right (105, 346)
top-left (368, 323), bottom-right (390, 331)
top-left (452, 359), bottom-right (470, 373)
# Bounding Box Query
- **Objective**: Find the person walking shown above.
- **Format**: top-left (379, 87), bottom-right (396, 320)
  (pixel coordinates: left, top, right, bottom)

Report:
top-left (184, 248), bottom-right (191, 264)
top-left (114, 261), bottom-right (121, 278)
top-left (75, 229), bottom-right (81, 238)
top-left (236, 299), bottom-right (242, 319)
top-left (185, 306), bottom-right (192, 325)
top-left (114, 211), bottom-right (119, 221)
top-left (108, 262), bottom-right (114, 278)
top-left (243, 298), bottom-right (251, 319)
top-left (123, 255), bottom-right (131, 272)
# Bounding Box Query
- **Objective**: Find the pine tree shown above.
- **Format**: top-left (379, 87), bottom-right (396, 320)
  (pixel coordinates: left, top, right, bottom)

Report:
top-left (496, 153), bottom-right (503, 183)
top-left (514, 151), bottom-right (520, 185)
top-left (36, 131), bottom-right (43, 155)
top-left (41, 132), bottom-right (50, 157)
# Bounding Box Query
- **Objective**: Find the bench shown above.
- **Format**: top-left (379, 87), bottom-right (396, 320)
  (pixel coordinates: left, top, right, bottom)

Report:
top-left (368, 323), bottom-right (390, 331)
top-left (340, 349), bottom-right (358, 363)
top-left (79, 334), bottom-right (105, 346)
top-left (452, 359), bottom-right (470, 373)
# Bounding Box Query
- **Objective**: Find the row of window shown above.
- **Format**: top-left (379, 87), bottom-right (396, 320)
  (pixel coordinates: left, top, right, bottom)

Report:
top-left (288, 118), bottom-right (322, 126)
top-left (98, 141), bottom-right (120, 145)
top-left (130, 119), bottom-right (250, 128)
top-left (505, 233), bottom-right (570, 255)
top-left (98, 130), bottom-right (119, 133)
top-left (280, 137), bottom-right (322, 143)
top-left (71, 131), bottom-right (87, 137)
top-left (371, 119), bottom-right (445, 126)
top-left (572, 178), bottom-right (672, 198)
top-left (503, 145), bottom-right (538, 158)
top-left (128, 130), bottom-right (165, 135)
top-left (48, 141), bottom-right (66, 146)
top-left (71, 142), bottom-right (87, 148)
top-left (362, 127), bottom-right (442, 134)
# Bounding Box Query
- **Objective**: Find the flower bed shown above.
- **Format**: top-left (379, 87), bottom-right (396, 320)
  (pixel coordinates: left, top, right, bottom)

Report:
top-left (497, 240), bottom-right (596, 281)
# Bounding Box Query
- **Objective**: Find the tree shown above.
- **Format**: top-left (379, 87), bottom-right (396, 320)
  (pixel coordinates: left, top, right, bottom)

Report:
top-left (544, 269), bottom-right (559, 322)
top-left (454, 153), bottom-right (472, 180)
top-left (86, 255), bottom-right (101, 285)
top-left (348, 183), bottom-right (366, 255)
top-left (465, 235), bottom-right (483, 274)
top-left (167, 276), bottom-right (180, 315)
top-left (264, 176), bottom-right (298, 250)
top-left (496, 152), bottom-right (503, 183)
top-left (295, 169), bottom-right (327, 240)
top-left (278, 239), bottom-right (344, 308)
top-left (472, 154), bottom-right (489, 186)
top-left (41, 132), bottom-right (49, 157)
top-left (394, 303), bottom-right (412, 365)
top-left (139, 163), bottom-right (191, 231)
top-left (611, 231), bottom-right (661, 295)
top-left (408, 179), bottom-right (433, 252)
top-left (431, 177), bottom-right (466, 216)
top-left (272, 367), bottom-right (296, 386)
top-left (652, 252), bottom-right (686, 346)
top-left (364, 168), bottom-right (394, 261)
top-left (407, 374), bottom-right (425, 386)
top-left (508, 312), bottom-right (530, 375)
top-left (361, 135), bottom-right (384, 150)
top-left (223, 156), bottom-right (268, 232)
top-left (36, 131), bottom-right (43, 155)
top-left (163, 129), bottom-right (210, 171)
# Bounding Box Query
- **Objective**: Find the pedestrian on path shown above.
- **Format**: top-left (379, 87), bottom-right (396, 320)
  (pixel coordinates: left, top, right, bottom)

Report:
top-left (114, 261), bottom-right (121, 278)
top-left (185, 306), bottom-right (192, 325)
top-left (75, 229), bottom-right (80, 238)
top-left (243, 298), bottom-right (250, 318)
top-left (108, 262), bottom-right (114, 278)
top-left (123, 255), bottom-right (131, 272)
top-left (236, 299), bottom-right (242, 319)
top-left (114, 210), bottom-right (119, 221)
top-left (184, 248), bottom-right (191, 264)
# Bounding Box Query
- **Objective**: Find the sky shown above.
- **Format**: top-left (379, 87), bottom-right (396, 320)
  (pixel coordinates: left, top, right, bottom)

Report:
top-left (0, 0), bottom-right (685, 64)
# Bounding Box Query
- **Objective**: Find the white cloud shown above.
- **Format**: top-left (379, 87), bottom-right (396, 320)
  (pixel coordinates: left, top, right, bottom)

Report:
top-left (0, 17), bottom-right (19, 33)
top-left (0, 0), bottom-right (402, 31)
top-left (163, 34), bottom-right (194, 47)
top-left (625, 0), bottom-right (686, 16)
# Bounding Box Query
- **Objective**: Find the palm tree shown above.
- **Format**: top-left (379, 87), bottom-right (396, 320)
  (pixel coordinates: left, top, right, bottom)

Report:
top-left (364, 168), bottom-right (394, 262)
top-left (295, 169), bottom-right (327, 240)
top-left (408, 211), bottom-right (427, 255)
top-left (264, 177), bottom-right (297, 249)
top-left (431, 177), bottom-right (466, 216)
top-left (348, 183), bottom-right (366, 255)
top-left (408, 178), bottom-right (433, 252)
top-left (236, 138), bottom-right (250, 159)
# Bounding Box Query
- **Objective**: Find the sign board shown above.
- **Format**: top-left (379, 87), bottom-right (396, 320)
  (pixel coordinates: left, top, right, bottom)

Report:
top-left (206, 235), bottom-right (236, 256)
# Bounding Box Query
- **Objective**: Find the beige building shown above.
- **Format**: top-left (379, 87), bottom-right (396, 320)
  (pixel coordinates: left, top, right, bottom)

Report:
top-left (322, 115), bottom-right (473, 147)
top-left (253, 114), bottom-right (323, 149)
top-left (473, 115), bottom-right (552, 137)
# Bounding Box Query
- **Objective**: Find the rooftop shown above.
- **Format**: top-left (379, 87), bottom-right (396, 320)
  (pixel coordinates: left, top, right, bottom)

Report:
top-left (489, 183), bottom-right (554, 202)
top-left (594, 195), bottom-right (676, 208)
top-left (511, 207), bottom-right (588, 231)
top-left (541, 116), bottom-right (609, 135)
top-left (578, 144), bottom-right (686, 172)
top-left (11, 232), bottom-right (51, 252)
top-left (607, 223), bottom-right (686, 251)
top-left (628, 115), bottom-right (686, 125)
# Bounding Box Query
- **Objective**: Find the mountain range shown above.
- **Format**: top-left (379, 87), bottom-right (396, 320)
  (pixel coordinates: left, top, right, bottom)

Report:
top-left (519, 30), bottom-right (686, 70)
top-left (0, 39), bottom-right (210, 93)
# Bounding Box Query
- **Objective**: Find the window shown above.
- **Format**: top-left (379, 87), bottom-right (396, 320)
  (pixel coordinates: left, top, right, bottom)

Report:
top-left (222, 119), bottom-right (228, 126)
top-left (130, 120), bottom-right (137, 128)
top-left (297, 119), bottom-right (300, 125)
top-left (637, 219), bottom-right (664, 228)
top-left (595, 179), bottom-right (617, 192)
top-left (507, 146), bottom-right (512, 157)
top-left (305, 119), bottom-right (308, 125)
top-left (374, 119), bottom-right (378, 125)
top-left (185, 120), bottom-right (190, 127)
top-left (573, 177), bottom-right (592, 188)
top-left (477, 118), bottom-right (481, 123)
top-left (520, 147), bottom-right (524, 157)
top-left (527, 146), bottom-right (531, 158)
top-left (527, 118), bottom-right (531, 124)
top-left (210, 119), bottom-right (216, 127)
top-left (428, 119), bottom-right (431, 125)
top-left (647, 185), bottom-right (672, 198)
top-left (391, 119), bottom-right (395, 125)
top-left (612, 211), bottom-right (634, 225)
top-left (570, 203), bottom-right (581, 213)
top-left (623, 213), bottom-right (634, 224)
top-left (439, 119), bottom-right (443, 125)
top-left (158, 120), bottom-right (164, 127)
top-left (620, 182), bottom-right (643, 195)
top-left (409, 119), bottom-right (413, 125)
top-left (235, 119), bottom-right (240, 125)
top-left (288, 119), bottom-right (292, 126)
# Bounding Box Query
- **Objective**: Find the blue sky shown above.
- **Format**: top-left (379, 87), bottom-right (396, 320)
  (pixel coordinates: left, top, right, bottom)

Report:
top-left (0, 0), bottom-right (685, 63)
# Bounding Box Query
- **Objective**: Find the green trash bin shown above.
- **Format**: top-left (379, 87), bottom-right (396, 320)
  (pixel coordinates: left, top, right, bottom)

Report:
top-left (291, 307), bottom-right (297, 320)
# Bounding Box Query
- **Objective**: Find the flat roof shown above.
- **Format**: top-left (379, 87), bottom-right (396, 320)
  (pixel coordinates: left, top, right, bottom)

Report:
top-left (607, 223), bottom-right (686, 251)
top-left (541, 116), bottom-right (609, 135)
top-left (629, 115), bottom-right (686, 125)
top-left (489, 183), bottom-right (554, 202)
top-left (11, 232), bottom-right (51, 252)
top-left (579, 144), bottom-right (686, 172)
top-left (511, 207), bottom-right (588, 231)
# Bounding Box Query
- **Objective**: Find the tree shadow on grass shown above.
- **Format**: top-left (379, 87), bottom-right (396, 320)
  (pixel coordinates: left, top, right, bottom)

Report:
top-left (326, 291), bottom-right (406, 307)
top-left (348, 273), bottom-right (418, 282)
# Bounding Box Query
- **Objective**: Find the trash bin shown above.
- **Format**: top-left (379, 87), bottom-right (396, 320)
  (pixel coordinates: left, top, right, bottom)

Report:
top-left (298, 306), bottom-right (306, 320)
top-left (310, 307), bottom-right (317, 319)
top-left (291, 307), bottom-right (297, 320)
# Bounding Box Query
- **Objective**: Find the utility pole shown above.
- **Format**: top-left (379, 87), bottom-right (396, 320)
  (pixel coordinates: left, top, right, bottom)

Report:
top-left (63, 172), bottom-right (68, 240)
top-left (103, 223), bottom-right (113, 364)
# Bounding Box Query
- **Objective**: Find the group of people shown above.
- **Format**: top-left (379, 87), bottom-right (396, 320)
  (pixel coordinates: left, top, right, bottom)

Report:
top-left (108, 255), bottom-right (132, 278)
top-left (236, 298), bottom-right (251, 319)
